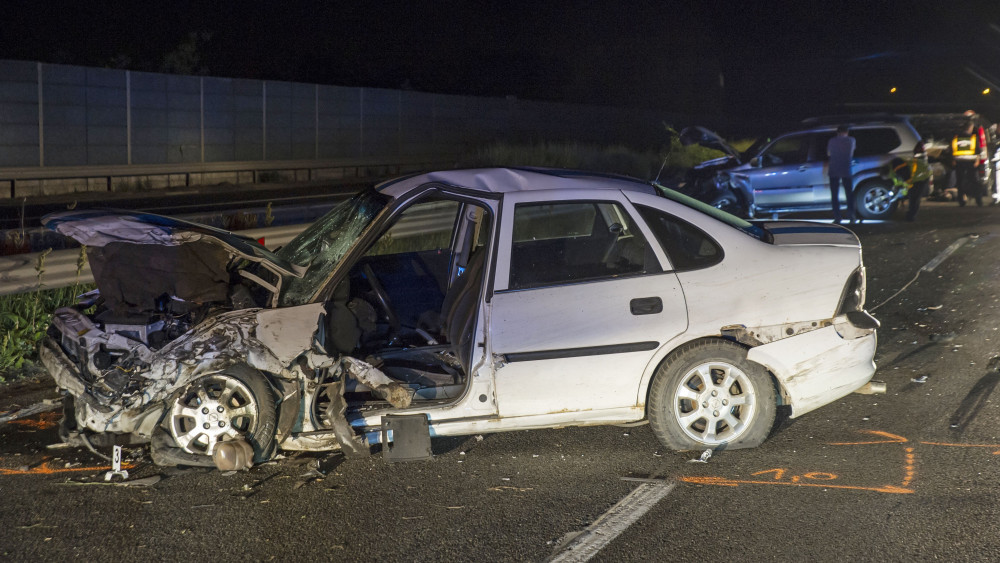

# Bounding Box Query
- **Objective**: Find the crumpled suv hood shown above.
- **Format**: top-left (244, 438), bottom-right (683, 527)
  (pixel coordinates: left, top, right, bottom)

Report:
top-left (679, 126), bottom-right (743, 163)
top-left (43, 210), bottom-right (305, 312)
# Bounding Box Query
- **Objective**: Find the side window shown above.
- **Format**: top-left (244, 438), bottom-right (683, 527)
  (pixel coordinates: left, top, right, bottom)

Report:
top-left (509, 201), bottom-right (661, 290)
top-left (367, 199), bottom-right (460, 256)
top-left (853, 128), bottom-right (902, 157)
top-left (636, 205), bottom-right (723, 271)
top-left (811, 132), bottom-right (836, 161)
top-left (762, 134), bottom-right (810, 166)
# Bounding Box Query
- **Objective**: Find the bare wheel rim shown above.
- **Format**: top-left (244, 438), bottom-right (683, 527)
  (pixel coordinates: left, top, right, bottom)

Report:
top-left (672, 361), bottom-right (757, 445)
top-left (169, 374), bottom-right (259, 456)
top-left (862, 186), bottom-right (892, 214)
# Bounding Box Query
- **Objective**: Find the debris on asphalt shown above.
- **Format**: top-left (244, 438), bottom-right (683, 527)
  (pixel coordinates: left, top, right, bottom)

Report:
top-left (911, 376), bottom-right (929, 384)
top-left (930, 332), bottom-right (957, 343)
top-left (688, 449), bottom-right (712, 463)
top-left (917, 305), bottom-right (943, 312)
top-left (0, 399), bottom-right (61, 425)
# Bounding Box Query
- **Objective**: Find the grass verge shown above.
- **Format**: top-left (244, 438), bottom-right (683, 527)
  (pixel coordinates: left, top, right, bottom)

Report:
top-left (0, 284), bottom-right (95, 383)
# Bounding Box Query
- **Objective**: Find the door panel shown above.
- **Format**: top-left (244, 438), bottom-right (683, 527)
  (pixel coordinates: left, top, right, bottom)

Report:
top-left (490, 274), bottom-right (687, 416)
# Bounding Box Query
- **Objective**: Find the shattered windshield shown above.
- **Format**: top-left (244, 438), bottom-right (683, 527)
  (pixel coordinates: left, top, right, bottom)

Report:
top-left (277, 189), bottom-right (390, 306)
top-left (652, 183), bottom-right (770, 242)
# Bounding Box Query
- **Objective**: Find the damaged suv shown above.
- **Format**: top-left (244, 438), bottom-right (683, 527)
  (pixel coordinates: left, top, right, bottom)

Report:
top-left (40, 168), bottom-right (879, 467)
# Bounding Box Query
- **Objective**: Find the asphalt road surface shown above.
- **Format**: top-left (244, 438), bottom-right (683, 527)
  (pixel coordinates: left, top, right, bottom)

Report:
top-left (4, 200), bottom-right (1000, 562)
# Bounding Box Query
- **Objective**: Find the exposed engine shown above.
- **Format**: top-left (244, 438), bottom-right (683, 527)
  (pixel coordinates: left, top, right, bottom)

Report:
top-left (48, 292), bottom-right (199, 401)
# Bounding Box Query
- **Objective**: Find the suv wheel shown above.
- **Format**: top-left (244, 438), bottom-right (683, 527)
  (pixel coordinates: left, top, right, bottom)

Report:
top-left (709, 191), bottom-right (748, 217)
top-left (855, 180), bottom-right (897, 220)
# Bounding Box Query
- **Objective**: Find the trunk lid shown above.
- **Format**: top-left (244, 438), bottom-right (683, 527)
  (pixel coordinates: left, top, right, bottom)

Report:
top-left (759, 221), bottom-right (861, 247)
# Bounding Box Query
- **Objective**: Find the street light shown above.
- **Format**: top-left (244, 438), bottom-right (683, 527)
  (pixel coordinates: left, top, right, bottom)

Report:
top-left (889, 87), bottom-right (897, 93)
top-left (984, 88), bottom-right (992, 95)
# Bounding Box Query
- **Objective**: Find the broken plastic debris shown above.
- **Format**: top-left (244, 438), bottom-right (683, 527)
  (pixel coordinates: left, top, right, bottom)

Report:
top-left (911, 375), bottom-right (928, 384)
top-left (688, 449), bottom-right (712, 463)
top-left (213, 439), bottom-right (255, 471)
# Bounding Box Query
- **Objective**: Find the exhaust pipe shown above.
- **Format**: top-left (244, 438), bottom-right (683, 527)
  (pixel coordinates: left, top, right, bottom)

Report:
top-left (854, 380), bottom-right (886, 395)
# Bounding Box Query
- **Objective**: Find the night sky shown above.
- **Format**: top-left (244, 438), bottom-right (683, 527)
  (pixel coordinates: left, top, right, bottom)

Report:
top-left (4, 1), bottom-right (1000, 120)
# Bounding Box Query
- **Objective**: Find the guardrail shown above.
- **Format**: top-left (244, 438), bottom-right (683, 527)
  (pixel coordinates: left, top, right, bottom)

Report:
top-left (0, 157), bottom-right (455, 199)
top-left (0, 223), bottom-right (307, 296)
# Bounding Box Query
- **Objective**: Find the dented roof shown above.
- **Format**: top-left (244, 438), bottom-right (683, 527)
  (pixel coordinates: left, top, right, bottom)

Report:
top-left (375, 167), bottom-right (659, 198)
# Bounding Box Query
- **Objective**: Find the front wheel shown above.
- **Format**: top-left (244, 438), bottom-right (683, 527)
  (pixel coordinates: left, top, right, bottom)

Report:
top-left (648, 340), bottom-right (775, 451)
top-left (709, 191), bottom-right (748, 217)
top-left (855, 180), bottom-right (897, 220)
top-left (154, 366), bottom-right (277, 466)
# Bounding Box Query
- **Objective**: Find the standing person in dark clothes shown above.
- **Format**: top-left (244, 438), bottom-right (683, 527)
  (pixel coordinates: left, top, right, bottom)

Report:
top-left (828, 125), bottom-right (857, 224)
top-left (951, 120), bottom-right (986, 206)
top-left (906, 141), bottom-right (932, 221)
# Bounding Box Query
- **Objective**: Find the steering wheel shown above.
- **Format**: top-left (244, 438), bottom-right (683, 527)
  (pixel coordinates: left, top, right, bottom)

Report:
top-left (361, 264), bottom-right (401, 344)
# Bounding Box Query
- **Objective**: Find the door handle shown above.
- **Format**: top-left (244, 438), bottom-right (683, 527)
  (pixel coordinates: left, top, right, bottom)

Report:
top-left (630, 297), bottom-right (663, 315)
top-left (798, 165), bottom-right (809, 172)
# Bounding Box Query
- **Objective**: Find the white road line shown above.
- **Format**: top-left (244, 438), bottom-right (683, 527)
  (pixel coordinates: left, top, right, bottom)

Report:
top-left (921, 236), bottom-right (971, 272)
top-left (547, 481), bottom-right (676, 563)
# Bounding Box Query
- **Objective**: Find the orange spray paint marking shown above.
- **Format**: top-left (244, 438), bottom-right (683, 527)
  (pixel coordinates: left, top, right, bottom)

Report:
top-left (751, 468), bottom-right (786, 480)
top-left (0, 458), bottom-right (135, 476)
top-left (902, 447), bottom-right (916, 487)
top-left (827, 430), bottom-right (908, 446)
top-left (7, 412), bottom-right (60, 430)
top-left (680, 475), bottom-right (913, 494)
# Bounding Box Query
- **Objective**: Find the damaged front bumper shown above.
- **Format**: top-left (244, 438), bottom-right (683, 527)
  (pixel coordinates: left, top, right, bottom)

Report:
top-left (747, 315), bottom-right (878, 418)
top-left (39, 336), bottom-right (165, 437)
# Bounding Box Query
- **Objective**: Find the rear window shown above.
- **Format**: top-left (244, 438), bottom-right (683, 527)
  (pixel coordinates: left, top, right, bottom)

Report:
top-left (852, 128), bottom-right (902, 157)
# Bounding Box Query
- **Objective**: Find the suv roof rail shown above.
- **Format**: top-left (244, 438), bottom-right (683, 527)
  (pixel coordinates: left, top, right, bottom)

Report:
top-left (801, 113), bottom-right (908, 126)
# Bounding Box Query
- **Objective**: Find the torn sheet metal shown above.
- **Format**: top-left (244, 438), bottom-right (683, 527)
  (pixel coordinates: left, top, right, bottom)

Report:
top-left (42, 304), bottom-right (333, 438)
top-left (340, 357), bottom-right (413, 408)
top-left (748, 325), bottom-right (876, 418)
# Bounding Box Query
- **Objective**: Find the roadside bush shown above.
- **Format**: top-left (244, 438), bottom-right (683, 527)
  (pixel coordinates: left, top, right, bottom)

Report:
top-left (1, 246), bottom-right (93, 383)
top-left (0, 284), bottom-right (94, 382)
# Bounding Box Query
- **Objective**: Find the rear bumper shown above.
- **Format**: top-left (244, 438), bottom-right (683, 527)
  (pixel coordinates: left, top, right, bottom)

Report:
top-left (747, 324), bottom-right (877, 418)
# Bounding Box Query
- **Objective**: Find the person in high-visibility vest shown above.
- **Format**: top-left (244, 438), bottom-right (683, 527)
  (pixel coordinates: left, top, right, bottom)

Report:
top-left (905, 141), bottom-right (932, 221)
top-left (951, 121), bottom-right (986, 206)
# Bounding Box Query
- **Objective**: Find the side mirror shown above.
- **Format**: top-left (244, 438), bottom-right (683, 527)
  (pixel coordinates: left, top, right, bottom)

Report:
top-left (750, 157), bottom-right (761, 168)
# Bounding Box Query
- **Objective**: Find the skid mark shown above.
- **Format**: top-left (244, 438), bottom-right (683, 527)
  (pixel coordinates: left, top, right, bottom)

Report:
top-left (920, 442), bottom-right (1000, 454)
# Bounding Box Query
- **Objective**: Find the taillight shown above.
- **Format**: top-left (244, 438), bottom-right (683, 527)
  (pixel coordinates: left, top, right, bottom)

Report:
top-left (979, 126), bottom-right (987, 153)
top-left (837, 268), bottom-right (866, 314)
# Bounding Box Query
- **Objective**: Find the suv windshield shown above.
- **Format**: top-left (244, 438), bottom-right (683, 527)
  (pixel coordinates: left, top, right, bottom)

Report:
top-left (653, 183), bottom-right (770, 242)
top-left (277, 189), bottom-right (391, 306)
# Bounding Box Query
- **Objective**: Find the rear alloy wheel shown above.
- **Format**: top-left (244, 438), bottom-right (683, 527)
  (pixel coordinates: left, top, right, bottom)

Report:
top-left (855, 180), bottom-right (897, 220)
top-left (167, 369), bottom-right (276, 463)
top-left (648, 340), bottom-right (775, 450)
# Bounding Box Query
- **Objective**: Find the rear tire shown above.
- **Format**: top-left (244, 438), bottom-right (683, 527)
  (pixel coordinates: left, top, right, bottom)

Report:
top-left (648, 340), bottom-right (775, 451)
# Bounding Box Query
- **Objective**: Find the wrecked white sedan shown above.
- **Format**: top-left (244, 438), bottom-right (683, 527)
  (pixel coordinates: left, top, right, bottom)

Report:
top-left (39, 168), bottom-right (878, 467)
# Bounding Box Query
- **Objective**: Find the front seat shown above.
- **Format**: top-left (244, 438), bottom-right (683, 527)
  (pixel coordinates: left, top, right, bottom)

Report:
top-left (441, 248), bottom-right (487, 373)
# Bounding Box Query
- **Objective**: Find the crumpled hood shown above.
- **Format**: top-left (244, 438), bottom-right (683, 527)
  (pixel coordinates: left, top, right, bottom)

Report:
top-left (44, 210), bottom-right (303, 275)
top-left (679, 126), bottom-right (742, 163)
top-left (43, 210), bottom-right (305, 312)
top-left (759, 221), bottom-right (861, 247)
